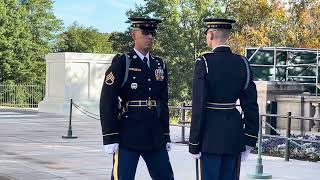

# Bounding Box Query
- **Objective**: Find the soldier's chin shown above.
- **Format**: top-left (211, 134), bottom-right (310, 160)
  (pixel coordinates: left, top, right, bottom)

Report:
top-left (144, 44), bottom-right (153, 50)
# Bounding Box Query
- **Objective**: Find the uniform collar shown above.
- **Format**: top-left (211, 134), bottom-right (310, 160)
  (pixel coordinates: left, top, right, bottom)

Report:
top-left (212, 45), bottom-right (232, 53)
top-left (134, 48), bottom-right (150, 61)
top-left (212, 44), bottom-right (229, 50)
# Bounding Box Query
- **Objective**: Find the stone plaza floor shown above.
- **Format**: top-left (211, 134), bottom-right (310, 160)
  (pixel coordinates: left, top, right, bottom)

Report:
top-left (0, 108), bottom-right (319, 180)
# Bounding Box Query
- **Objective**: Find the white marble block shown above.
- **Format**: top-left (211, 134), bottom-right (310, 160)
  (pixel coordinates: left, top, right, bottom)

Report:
top-left (38, 52), bottom-right (114, 115)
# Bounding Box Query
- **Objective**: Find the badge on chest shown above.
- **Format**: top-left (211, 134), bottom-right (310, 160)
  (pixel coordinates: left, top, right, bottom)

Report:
top-left (131, 83), bottom-right (138, 89)
top-left (155, 68), bottom-right (164, 81)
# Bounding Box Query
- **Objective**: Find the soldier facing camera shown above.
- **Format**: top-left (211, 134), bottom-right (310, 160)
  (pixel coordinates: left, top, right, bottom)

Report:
top-left (100, 17), bottom-right (174, 180)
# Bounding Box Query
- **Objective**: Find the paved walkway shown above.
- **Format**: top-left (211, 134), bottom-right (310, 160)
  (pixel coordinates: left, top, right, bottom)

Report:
top-left (0, 108), bottom-right (319, 180)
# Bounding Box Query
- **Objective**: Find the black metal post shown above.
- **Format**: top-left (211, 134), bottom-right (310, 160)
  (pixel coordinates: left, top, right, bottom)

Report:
top-left (181, 102), bottom-right (186, 143)
top-left (247, 115), bottom-right (272, 179)
top-left (285, 112), bottom-right (291, 161)
top-left (300, 96), bottom-right (305, 136)
top-left (62, 99), bottom-right (78, 139)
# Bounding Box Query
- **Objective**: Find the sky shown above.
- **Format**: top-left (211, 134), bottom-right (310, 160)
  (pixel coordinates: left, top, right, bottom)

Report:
top-left (53, 0), bottom-right (145, 33)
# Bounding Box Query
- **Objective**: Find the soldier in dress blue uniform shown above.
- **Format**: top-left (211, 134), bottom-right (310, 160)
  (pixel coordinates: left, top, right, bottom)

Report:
top-left (100, 17), bottom-right (174, 180)
top-left (189, 18), bottom-right (259, 180)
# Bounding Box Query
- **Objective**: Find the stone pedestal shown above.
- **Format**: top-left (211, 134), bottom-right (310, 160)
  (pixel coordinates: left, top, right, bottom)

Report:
top-left (255, 81), bottom-right (304, 115)
top-left (275, 95), bottom-right (317, 131)
top-left (38, 53), bottom-right (114, 115)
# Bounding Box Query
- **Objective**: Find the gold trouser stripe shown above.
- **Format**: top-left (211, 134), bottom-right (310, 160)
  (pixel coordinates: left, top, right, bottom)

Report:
top-left (113, 150), bottom-right (119, 180)
top-left (197, 159), bottom-right (202, 180)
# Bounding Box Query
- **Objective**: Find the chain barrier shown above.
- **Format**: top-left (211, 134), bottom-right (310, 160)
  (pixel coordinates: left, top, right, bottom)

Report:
top-left (69, 100), bottom-right (320, 157)
top-left (262, 119), bottom-right (320, 157)
top-left (72, 102), bottom-right (100, 121)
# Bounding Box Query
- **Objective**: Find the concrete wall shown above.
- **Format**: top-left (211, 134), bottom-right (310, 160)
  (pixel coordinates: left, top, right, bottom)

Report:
top-left (255, 81), bottom-right (304, 115)
top-left (38, 53), bottom-right (114, 115)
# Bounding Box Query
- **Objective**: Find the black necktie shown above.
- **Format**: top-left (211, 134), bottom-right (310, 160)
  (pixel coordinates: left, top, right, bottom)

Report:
top-left (143, 57), bottom-right (149, 68)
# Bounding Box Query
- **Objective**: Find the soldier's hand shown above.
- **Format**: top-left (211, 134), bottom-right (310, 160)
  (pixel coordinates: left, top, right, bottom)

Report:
top-left (166, 143), bottom-right (172, 151)
top-left (241, 145), bottom-right (254, 162)
top-left (104, 143), bottom-right (119, 155)
top-left (190, 152), bottom-right (201, 159)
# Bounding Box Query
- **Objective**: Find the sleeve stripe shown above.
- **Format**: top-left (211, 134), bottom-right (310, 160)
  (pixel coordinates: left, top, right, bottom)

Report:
top-left (245, 133), bottom-right (258, 139)
top-left (103, 132), bottom-right (119, 136)
top-left (189, 142), bottom-right (200, 146)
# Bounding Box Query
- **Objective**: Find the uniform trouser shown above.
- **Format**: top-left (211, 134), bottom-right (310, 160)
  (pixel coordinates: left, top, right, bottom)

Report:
top-left (196, 153), bottom-right (240, 180)
top-left (111, 147), bottom-right (174, 180)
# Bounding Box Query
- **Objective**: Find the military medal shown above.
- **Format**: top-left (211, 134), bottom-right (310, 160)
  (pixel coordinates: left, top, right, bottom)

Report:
top-left (155, 68), bottom-right (164, 81)
top-left (131, 83), bottom-right (138, 89)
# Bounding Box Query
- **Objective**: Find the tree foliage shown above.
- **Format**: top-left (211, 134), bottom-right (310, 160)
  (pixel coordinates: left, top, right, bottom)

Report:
top-left (57, 22), bottom-right (113, 54)
top-left (108, 31), bottom-right (133, 54)
top-left (0, 0), bottom-right (62, 84)
top-left (116, 0), bottom-right (320, 103)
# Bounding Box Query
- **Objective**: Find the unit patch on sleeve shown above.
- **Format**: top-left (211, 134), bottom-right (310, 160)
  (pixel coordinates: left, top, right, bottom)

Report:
top-left (105, 72), bottom-right (115, 85)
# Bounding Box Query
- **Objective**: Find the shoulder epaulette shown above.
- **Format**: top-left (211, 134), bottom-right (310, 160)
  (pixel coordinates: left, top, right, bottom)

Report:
top-left (195, 56), bottom-right (208, 73)
top-left (201, 51), bottom-right (215, 56)
top-left (196, 57), bottom-right (202, 61)
top-left (152, 55), bottom-right (166, 69)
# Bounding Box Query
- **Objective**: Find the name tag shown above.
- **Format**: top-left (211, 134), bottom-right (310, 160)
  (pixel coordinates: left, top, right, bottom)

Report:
top-left (129, 68), bottom-right (142, 72)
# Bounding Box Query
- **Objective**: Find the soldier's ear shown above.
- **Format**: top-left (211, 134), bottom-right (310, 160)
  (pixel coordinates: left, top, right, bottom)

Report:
top-left (131, 31), bottom-right (136, 40)
top-left (210, 32), bottom-right (214, 40)
top-left (210, 29), bottom-right (217, 40)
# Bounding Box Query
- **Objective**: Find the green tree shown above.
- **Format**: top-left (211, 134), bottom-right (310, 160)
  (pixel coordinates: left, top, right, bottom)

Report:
top-left (285, 0), bottom-right (320, 48)
top-left (0, 0), bottom-right (62, 84)
top-left (108, 31), bottom-right (132, 54)
top-left (57, 22), bottom-right (113, 53)
top-left (108, 0), bottom-right (320, 102)
top-left (20, 0), bottom-right (62, 52)
top-left (227, 0), bottom-right (288, 54)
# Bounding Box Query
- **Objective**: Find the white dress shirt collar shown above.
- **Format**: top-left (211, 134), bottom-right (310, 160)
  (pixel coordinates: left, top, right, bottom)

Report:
top-left (134, 48), bottom-right (150, 62)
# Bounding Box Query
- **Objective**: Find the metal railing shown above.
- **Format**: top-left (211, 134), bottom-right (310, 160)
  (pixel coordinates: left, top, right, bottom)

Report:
top-left (169, 104), bottom-right (320, 161)
top-left (0, 84), bottom-right (45, 108)
top-left (246, 47), bottom-right (320, 95)
top-left (169, 103), bottom-right (192, 143)
top-left (260, 113), bottom-right (320, 161)
top-left (63, 100), bottom-right (320, 165)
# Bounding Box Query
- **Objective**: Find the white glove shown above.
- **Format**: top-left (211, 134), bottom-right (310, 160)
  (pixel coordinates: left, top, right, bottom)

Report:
top-left (104, 143), bottom-right (119, 155)
top-left (191, 152), bottom-right (201, 159)
top-left (166, 143), bottom-right (172, 151)
top-left (241, 145), bottom-right (254, 162)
